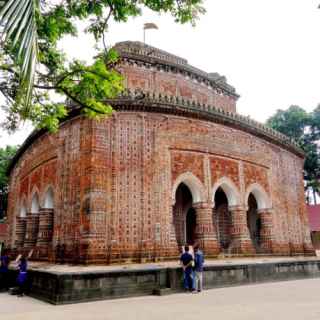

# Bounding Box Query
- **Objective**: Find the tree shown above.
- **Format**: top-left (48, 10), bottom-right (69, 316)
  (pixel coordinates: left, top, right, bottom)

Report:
top-left (266, 105), bottom-right (310, 142)
top-left (266, 105), bottom-right (320, 204)
top-left (0, 145), bottom-right (18, 219)
top-left (0, 0), bottom-right (205, 132)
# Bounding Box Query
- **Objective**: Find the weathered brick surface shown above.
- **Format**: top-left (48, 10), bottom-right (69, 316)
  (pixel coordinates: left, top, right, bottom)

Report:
top-left (6, 113), bottom-right (314, 262)
top-left (5, 42), bottom-right (314, 263)
top-left (172, 151), bottom-right (204, 183)
top-left (211, 157), bottom-right (240, 189)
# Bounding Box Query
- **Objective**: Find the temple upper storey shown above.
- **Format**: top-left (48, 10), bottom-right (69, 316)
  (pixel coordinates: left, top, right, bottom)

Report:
top-left (114, 41), bottom-right (239, 113)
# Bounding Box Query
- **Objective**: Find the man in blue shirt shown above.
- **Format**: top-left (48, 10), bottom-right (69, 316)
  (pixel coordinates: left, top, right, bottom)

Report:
top-left (194, 244), bottom-right (204, 292)
top-left (180, 245), bottom-right (194, 292)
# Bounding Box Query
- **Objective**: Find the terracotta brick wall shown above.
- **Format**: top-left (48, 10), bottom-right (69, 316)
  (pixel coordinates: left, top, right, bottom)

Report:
top-left (119, 63), bottom-right (237, 113)
top-left (6, 112), bottom-right (313, 263)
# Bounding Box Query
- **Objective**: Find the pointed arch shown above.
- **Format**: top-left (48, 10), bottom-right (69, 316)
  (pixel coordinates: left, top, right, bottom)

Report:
top-left (172, 172), bottom-right (206, 204)
top-left (245, 183), bottom-right (271, 210)
top-left (31, 192), bottom-right (40, 214)
top-left (19, 198), bottom-right (27, 218)
top-left (44, 186), bottom-right (54, 209)
top-left (212, 177), bottom-right (240, 207)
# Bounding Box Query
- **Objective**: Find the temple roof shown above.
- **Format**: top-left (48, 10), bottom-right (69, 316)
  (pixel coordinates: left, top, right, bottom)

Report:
top-left (114, 41), bottom-right (239, 98)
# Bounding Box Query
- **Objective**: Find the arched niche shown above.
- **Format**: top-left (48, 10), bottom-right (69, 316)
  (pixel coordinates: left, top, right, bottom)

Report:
top-left (31, 193), bottom-right (40, 214)
top-left (172, 172), bottom-right (206, 205)
top-left (20, 204), bottom-right (27, 218)
top-left (214, 187), bottom-right (232, 250)
top-left (173, 183), bottom-right (196, 246)
top-left (212, 177), bottom-right (240, 207)
top-left (245, 183), bottom-right (271, 210)
top-left (44, 187), bottom-right (54, 209)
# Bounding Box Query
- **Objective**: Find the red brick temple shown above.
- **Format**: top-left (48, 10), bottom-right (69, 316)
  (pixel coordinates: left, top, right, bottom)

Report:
top-left (5, 41), bottom-right (315, 264)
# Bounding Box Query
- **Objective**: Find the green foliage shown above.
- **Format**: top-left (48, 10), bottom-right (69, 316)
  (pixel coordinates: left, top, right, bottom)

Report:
top-left (266, 105), bottom-right (320, 203)
top-left (0, 0), bottom-right (205, 132)
top-left (266, 106), bottom-right (309, 142)
top-left (0, 145), bottom-right (18, 218)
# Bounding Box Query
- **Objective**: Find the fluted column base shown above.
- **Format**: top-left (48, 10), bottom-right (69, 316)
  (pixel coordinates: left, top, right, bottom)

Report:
top-left (194, 202), bottom-right (220, 256)
top-left (259, 209), bottom-right (274, 254)
top-left (15, 217), bottom-right (26, 248)
top-left (229, 206), bottom-right (255, 255)
top-left (35, 208), bottom-right (54, 259)
top-left (24, 213), bottom-right (40, 250)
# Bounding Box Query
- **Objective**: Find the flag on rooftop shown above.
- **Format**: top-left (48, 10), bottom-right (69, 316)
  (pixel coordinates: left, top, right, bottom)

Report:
top-left (143, 23), bottom-right (158, 30)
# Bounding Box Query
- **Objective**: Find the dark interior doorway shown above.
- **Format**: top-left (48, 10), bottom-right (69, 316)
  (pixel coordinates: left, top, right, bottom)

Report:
top-left (247, 193), bottom-right (261, 250)
top-left (186, 208), bottom-right (196, 245)
top-left (214, 187), bottom-right (232, 251)
top-left (173, 183), bottom-right (194, 246)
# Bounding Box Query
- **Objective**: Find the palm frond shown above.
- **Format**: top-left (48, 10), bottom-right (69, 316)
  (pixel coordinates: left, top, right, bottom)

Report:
top-left (0, 0), bottom-right (39, 110)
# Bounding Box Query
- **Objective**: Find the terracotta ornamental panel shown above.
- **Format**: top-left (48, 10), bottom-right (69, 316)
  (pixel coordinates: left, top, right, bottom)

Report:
top-left (244, 163), bottom-right (269, 193)
top-left (210, 157), bottom-right (240, 188)
top-left (171, 151), bottom-right (204, 184)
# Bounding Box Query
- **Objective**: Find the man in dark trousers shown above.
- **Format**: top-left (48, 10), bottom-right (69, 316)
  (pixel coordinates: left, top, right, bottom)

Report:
top-left (194, 244), bottom-right (204, 292)
top-left (180, 245), bottom-right (194, 292)
top-left (0, 248), bottom-right (10, 291)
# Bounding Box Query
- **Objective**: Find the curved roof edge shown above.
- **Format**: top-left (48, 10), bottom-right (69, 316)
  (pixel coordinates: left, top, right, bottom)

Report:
top-left (114, 41), bottom-right (239, 98)
top-left (7, 93), bottom-right (304, 175)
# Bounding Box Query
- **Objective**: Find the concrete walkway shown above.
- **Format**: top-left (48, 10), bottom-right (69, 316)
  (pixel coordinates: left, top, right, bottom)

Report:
top-left (1, 278), bottom-right (320, 320)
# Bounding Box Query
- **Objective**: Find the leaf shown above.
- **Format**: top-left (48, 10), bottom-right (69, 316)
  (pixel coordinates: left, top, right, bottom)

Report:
top-left (0, 0), bottom-right (39, 110)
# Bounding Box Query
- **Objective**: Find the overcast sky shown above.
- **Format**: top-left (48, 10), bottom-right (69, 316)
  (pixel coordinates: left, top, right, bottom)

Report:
top-left (1, 0), bottom-right (320, 148)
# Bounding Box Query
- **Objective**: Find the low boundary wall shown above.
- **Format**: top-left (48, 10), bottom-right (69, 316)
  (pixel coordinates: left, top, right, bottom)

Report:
top-left (7, 259), bottom-right (320, 304)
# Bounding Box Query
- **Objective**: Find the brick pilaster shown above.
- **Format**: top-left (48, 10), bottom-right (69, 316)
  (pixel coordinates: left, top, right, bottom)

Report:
top-left (36, 208), bottom-right (54, 257)
top-left (229, 206), bottom-right (255, 254)
top-left (258, 209), bottom-right (274, 254)
top-left (15, 217), bottom-right (26, 248)
top-left (24, 212), bottom-right (40, 250)
top-left (194, 202), bottom-right (220, 256)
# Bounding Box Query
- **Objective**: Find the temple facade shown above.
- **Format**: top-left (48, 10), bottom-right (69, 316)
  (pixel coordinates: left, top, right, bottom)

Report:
top-left (5, 42), bottom-right (314, 263)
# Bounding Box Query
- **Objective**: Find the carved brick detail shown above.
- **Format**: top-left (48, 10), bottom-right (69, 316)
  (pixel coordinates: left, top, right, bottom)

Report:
top-left (194, 202), bottom-right (220, 256)
top-left (24, 213), bottom-right (40, 250)
top-left (15, 217), bottom-right (26, 248)
top-left (229, 206), bottom-right (255, 255)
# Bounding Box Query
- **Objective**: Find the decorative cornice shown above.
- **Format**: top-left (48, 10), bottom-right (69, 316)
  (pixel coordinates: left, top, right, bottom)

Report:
top-left (7, 90), bottom-right (304, 176)
top-left (114, 41), bottom-right (239, 99)
top-left (108, 90), bottom-right (303, 157)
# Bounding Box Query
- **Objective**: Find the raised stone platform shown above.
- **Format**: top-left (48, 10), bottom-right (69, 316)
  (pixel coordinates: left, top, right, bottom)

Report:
top-left (8, 257), bottom-right (320, 304)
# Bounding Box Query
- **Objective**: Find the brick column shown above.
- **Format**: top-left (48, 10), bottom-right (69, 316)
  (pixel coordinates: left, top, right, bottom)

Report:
top-left (194, 202), bottom-right (220, 256)
top-left (36, 208), bottom-right (54, 257)
top-left (15, 217), bottom-right (26, 248)
top-left (24, 212), bottom-right (40, 250)
top-left (258, 209), bottom-right (274, 254)
top-left (229, 206), bottom-right (255, 255)
top-left (168, 204), bottom-right (181, 257)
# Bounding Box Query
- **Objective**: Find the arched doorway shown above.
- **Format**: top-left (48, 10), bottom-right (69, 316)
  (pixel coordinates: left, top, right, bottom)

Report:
top-left (247, 193), bottom-right (261, 250)
top-left (186, 208), bottom-right (196, 245)
top-left (173, 183), bottom-right (196, 246)
top-left (214, 187), bottom-right (232, 251)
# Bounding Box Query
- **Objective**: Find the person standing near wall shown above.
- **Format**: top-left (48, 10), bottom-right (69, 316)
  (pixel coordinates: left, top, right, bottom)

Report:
top-left (180, 245), bottom-right (195, 292)
top-left (16, 256), bottom-right (27, 297)
top-left (0, 249), bottom-right (9, 290)
top-left (194, 244), bottom-right (204, 293)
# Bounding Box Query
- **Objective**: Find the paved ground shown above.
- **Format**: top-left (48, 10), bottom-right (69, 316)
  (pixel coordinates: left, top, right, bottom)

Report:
top-left (1, 279), bottom-right (320, 320)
